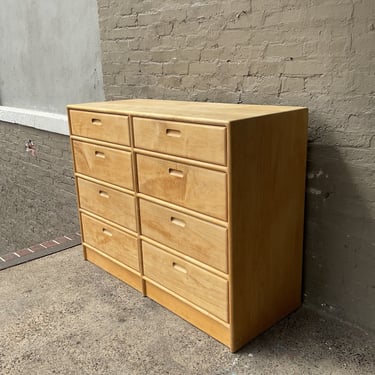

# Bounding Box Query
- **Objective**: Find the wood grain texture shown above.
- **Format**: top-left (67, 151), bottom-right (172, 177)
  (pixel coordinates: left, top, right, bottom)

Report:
top-left (85, 246), bottom-right (142, 292)
top-left (139, 199), bottom-right (228, 272)
top-left (77, 177), bottom-right (136, 231)
top-left (81, 213), bottom-right (139, 271)
top-left (137, 154), bottom-right (227, 220)
top-left (137, 194), bottom-right (228, 227)
top-left (69, 99), bottom-right (308, 352)
top-left (145, 281), bottom-right (230, 346)
top-left (140, 236), bottom-right (228, 279)
top-left (68, 120), bottom-right (87, 261)
top-left (142, 241), bottom-right (229, 322)
top-left (133, 148), bottom-right (227, 172)
top-left (72, 140), bottom-right (133, 189)
top-left (133, 117), bottom-right (226, 165)
top-left (128, 115), bottom-right (147, 296)
top-left (68, 99), bottom-right (304, 125)
top-left (228, 109), bottom-right (308, 351)
top-left (69, 110), bottom-right (130, 145)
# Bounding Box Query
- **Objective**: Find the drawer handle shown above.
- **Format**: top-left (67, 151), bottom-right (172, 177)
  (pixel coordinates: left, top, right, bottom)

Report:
top-left (168, 168), bottom-right (184, 178)
top-left (99, 190), bottom-right (109, 198)
top-left (166, 128), bottom-right (181, 137)
top-left (172, 262), bottom-right (187, 274)
top-left (170, 217), bottom-right (186, 228)
top-left (91, 118), bottom-right (102, 126)
top-left (95, 151), bottom-right (105, 158)
top-left (102, 228), bottom-right (112, 236)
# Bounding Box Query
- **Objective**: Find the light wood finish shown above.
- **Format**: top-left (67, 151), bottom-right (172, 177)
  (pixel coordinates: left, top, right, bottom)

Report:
top-left (228, 110), bottom-right (308, 351)
top-left (71, 135), bottom-right (131, 152)
top-left (69, 110), bottom-right (130, 145)
top-left (142, 241), bottom-right (228, 322)
top-left (77, 177), bottom-right (136, 231)
top-left (133, 117), bottom-right (226, 165)
top-left (137, 193), bottom-right (228, 227)
top-left (137, 154), bottom-right (227, 220)
top-left (79, 209), bottom-right (136, 236)
top-left (139, 199), bottom-right (227, 272)
top-left (145, 281), bottom-right (230, 346)
top-left (68, 99), bottom-right (308, 352)
top-left (85, 246), bottom-right (142, 291)
top-left (133, 148), bottom-right (227, 172)
top-left (81, 213), bottom-right (139, 271)
top-left (68, 99), bottom-right (304, 125)
top-left (140, 236), bottom-right (228, 279)
top-left (72, 140), bottom-right (133, 189)
top-left (75, 173), bottom-right (134, 196)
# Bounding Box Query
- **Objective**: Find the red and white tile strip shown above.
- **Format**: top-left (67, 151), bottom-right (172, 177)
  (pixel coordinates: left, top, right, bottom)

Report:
top-left (0, 232), bottom-right (81, 270)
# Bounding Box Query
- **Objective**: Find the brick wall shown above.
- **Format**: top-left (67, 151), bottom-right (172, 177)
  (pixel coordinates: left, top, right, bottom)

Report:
top-left (0, 121), bottom-right (79, 253)
top-left (96, 0), bottom-right (375, 330)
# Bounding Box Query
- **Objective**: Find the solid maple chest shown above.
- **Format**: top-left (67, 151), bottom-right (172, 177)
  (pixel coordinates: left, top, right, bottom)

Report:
top-left (68, 99), bottom-right (308, 352)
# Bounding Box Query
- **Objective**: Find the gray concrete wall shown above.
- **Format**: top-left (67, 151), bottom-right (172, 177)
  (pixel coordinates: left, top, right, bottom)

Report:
top-left (0, 0), bottom-right (104, 114)
top-left (96, 0), bottom-right (375, 331)
top-left (0, 1), bottom-right (104, 252)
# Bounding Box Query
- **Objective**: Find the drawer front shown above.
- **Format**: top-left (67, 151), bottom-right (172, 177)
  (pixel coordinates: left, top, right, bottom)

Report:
top-left (139, 199), bottom-right (227, 272)
top-left (69, 110), bottom-right (130, 145)
top-left (142, 242), bottom-right (228, 322)
top-left (133, 117), bottom-right (226, 165)
top-left (81, 213), bottom-right (139, 271)
top-left (77, 178), bottom-right (136, 231)
top-left (137, 155), bottom-right (227, 220)
top-left (73, 140), bottom-right (133, 189)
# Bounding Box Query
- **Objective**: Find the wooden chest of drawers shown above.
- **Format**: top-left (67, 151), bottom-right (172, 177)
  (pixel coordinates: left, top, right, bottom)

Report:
top-left (68, 99), bottom-right (308, 352)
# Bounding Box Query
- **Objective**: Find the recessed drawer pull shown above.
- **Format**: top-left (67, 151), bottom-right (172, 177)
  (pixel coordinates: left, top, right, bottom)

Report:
top-left (99, 190), bottom-right (109, 198)
top-left (168, 168), bottom-right (184, 178)
top-left (95, 151), bottom-right (105, 158)
top-left (172, 262), bottom-right (187, 274)
top-left (166, 128), bottom-right (181, 137)
top-left (170, 217), bottom-right (186, 228)
top-left (102, 228), bottom-right (112, 236)
top-left (91, 118), bottom-right (102, 126)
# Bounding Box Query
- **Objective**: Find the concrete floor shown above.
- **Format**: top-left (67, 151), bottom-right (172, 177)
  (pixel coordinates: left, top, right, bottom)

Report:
top-left (0, 246), bottom-right (374, 375)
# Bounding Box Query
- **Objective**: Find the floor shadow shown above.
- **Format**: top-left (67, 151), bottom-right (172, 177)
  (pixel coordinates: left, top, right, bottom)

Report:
top-left (234, 306), bottom-right (375, 374)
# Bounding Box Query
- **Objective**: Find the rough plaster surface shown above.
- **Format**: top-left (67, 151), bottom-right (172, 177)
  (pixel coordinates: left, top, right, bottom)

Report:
top-left (0, 246), bottom-right (374, 374)
top-left (0, 121), bottom-right (79, 254)
top-left (0, 0), bottom-right (104, 114)
top-left (96, 0), bottom-right (375, 330)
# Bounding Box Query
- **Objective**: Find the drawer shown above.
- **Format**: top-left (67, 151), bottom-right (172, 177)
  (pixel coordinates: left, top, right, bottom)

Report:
top-left (137, 155), bottom-right (227, 220)
top-left (81, 213), bottom-right (139, 271)
top-left (139, 199), bottom-right (227, 272)
top-left (69, 110), bottom-right (130, 145)
top-left (133, 117), bottom-right (226, 165)
top-left (72, 140), bottom-right (133, 189)
top-left (77, 178), bottom-right (136, 231)
top-left (142, 242), bottom-right (228, 322)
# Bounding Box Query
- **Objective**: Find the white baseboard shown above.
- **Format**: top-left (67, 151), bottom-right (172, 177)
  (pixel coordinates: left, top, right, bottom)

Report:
top-left (0, 106), bottom-right (69, 135)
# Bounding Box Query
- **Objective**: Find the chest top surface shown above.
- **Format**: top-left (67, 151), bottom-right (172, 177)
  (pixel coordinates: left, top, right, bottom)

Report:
top-left (68, 99), bottom-right (306, 125)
